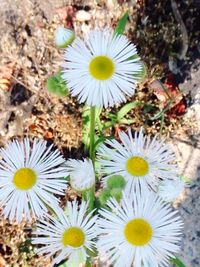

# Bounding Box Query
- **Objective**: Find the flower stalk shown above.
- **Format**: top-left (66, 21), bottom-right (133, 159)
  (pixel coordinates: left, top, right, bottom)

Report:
top-left (89, 106), bottom-right (96, 163)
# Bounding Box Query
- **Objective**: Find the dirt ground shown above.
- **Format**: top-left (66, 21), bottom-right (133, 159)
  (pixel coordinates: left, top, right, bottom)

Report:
top-left (0, 0), bottom-right (200, 266)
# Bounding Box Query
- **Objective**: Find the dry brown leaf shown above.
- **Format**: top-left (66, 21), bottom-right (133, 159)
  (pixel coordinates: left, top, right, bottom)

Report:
top-left (0, 62), bottom-right (16, 91)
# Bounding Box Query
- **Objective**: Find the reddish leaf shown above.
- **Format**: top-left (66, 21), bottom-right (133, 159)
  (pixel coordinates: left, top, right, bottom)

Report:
top-left (150, 73), bottom-right (183, 109)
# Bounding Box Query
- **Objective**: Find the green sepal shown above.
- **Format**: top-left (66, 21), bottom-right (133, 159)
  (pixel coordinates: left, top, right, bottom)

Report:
top-left (57, 35), bottom-right (75, 49)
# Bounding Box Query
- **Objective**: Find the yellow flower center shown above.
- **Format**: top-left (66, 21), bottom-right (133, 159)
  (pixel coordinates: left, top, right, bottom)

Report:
top-left (62, 227), bottom-right (85, 248)
top-left (126, 156), bottom-right (149, 176)
top-left (89, 56), bottom-right (114, 80)
top-left (124, 218), bottom-right (153, 246)
top-left (13, 168), bottom-right (37, 190)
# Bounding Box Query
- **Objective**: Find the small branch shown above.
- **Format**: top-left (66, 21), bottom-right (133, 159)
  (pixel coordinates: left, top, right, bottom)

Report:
top-left (171, 0), bottom-right (189, 59)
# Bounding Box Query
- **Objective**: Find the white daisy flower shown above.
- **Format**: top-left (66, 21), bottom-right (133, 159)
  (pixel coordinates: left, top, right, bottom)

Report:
top-left (97, 128), bottom-right (177, 192)
top-left (62, 29), bottom-right (142, 108)
top-left (0, 138), bottom-right (68, 222)
top-left (97, 191), bottom-right (183, 267)
top-left (32, 201), bottom-right (98, 266)
top-left (66, 158), bottom-right (95, 191)
top-left (158, 178), bottom-right (185, 202)
top-left (55, 26), bottom-right (75, 48)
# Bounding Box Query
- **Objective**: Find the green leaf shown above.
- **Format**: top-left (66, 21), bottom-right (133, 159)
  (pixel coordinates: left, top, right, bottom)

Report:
top-left (82, 106), bottom-right (102, 150)
top-left (94, 135), bottom-right (115, 150)
top-left (118, 118), bottom-right (135, 125)
top-left (107, 113), bottom-right (117, 120)
top-left (150, 98), bottom-right (174, 120)
top-left (170, 257), bottom-right (186, 267)
top-left (110, 187), bottom-right (123, 202)
top-left (102, 120), bottom-right (116, 130)
top-left (46, 71), bottom-right (68, 97)
top-left (159, 81), bottom-right (172, 99)
top-left (114, 12), bottom-right (129, 35)
top-left (95, 107), bottom-right (103, 132)
top-left (58, 262), bottom-right (68, 267)
top-left (82, 107), bottom-right (91, 149)
top-left (117, 101), bottom-right (141, 121)
top-left (82, 188), bottom-right (95, 211)
top-left (142, 104), bottom-right (157, 114)
top-left (99, 188), bottom-right (111, 206)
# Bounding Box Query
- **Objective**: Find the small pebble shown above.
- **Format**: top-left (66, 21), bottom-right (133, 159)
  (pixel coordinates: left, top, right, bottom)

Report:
top-left (75, 10), bottom-right (91, 22)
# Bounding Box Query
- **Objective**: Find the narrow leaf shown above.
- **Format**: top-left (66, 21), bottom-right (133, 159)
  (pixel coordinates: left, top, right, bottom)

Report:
top-left (117, 101), bottom-right (141, 121)
top-left (58, 261), bottom-right (68, 267)
top-left (171, 257), bottom-right (186, 267)
top-left (94, 135), bottom-right (115, 150)
top-left (102, 121), bottom-right (116, 130)
top-left (114, 12), bottom-right (129, 35)
top-left (150, 98), bottom-right (174, 120)
top-left (118, 118), bottom-right (135, 125)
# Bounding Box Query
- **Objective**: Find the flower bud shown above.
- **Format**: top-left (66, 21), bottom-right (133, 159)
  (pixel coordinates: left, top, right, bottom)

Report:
top-left (106, 175), bottom-right (126, 190)
top-left (55, 26), bottom-right (75, 48)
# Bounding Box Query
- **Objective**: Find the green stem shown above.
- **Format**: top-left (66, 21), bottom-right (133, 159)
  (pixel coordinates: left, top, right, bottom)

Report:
top-left (84, 107), bottom-right (96, 267)
top-left (89, 106), bottom-right (96, 163)
top-left (85, 257), bottom-right (91, 267)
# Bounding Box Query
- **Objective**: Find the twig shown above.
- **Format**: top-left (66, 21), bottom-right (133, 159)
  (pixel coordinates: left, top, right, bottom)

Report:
top-left (11, 74), bottom-right (44, 97)
top-left (171, 0), bottom-right (189, 59)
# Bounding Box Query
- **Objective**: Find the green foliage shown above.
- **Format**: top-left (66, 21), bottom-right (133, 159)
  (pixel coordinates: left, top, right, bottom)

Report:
top-left (58, 262), bottom-right (68, 267)
top-left (117, 101), bottom-right (141, 121)
top-left (46, 71), bottom-right (68, 97)
top-left (106, 175), bottom-right (126, 190)
top-left (82, 100), bottom-right (142, 154)
top-left (110, 188), bottom-right (122, 202)
top-left (114, 12), bottom-right (129, 35)
top-left (102, 101), bottom-right (142, 130)
top-left (99, 189), bottom-right (111, 206)
top-left (94, 135), bottom-right (115, 151)
top-left (114, 12), bottom-right (147, 81)
top-left (151, 98), bottom-right (174, 120)
top-left (82, 106), bottom-right (102, 150)
top-left (18, 239), bottom-right (32, 253)
top-left (82, 188), bottom-right (95, 211)
top-left (171, 257), bottom-right (186, 267)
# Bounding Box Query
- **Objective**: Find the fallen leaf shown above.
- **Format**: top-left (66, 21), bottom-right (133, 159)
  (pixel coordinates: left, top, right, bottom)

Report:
top-left (149, 73), bottom-right (183, 109)
top-left (0, 62), bottom-right (16, 91)
top-left (149, 80), bottom-right (168, 104)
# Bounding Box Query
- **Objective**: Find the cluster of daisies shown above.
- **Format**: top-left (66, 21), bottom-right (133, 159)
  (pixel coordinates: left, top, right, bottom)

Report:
top-left (0, 28), bottom-right (186, 267)
top-left (0, 131), bottom-right (184, 267)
